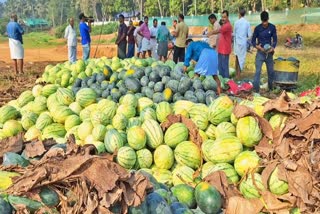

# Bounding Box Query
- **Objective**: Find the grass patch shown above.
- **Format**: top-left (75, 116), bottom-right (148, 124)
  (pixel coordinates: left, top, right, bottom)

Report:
top-left (23, 32), bottom-right (64, 49)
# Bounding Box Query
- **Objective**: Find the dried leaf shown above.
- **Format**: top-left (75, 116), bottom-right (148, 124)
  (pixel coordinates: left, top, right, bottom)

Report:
top-left (23, 140), bottom-right (46, 158)
top-left (0, 133), bottom-right (24, 161)
top-left (225, 196), bottom-right (263, 214)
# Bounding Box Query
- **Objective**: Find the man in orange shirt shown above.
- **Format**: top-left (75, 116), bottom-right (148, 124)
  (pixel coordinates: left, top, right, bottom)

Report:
top-left (211, 10), bottom-right (233, 78)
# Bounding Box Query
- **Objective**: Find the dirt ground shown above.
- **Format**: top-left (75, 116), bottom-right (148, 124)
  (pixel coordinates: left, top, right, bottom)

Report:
top-left (0, 24), bottom-right (319, 106)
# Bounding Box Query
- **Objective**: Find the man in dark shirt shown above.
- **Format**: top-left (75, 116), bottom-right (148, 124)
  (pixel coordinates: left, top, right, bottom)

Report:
top-left (126, 20), bottom-right (136, 58)
top-left (251, 11), bottom-right (277, 92)
top-left (116, 14), bottom-right (128, 59)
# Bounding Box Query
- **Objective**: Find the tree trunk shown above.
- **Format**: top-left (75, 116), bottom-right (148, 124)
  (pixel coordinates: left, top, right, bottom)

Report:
top-left (211, 0), bottom-right (214, 13)
top-left (157, 0), bottom-right (163, 17)
top-left (220, 0), bottom-right (223, 12)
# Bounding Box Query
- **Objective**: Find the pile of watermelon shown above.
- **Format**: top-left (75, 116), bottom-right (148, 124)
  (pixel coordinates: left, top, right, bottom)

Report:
top-left (0, 57), bottom-right (301, 214)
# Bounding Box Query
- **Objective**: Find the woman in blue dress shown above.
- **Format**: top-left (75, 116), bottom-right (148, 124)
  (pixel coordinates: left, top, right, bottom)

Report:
top-left (183, 39), bottom-right (222, 95)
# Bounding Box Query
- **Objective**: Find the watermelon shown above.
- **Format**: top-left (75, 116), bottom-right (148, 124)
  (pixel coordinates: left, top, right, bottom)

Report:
top-left (152, 168), bottom-right (173, 186)
top-left (140, 107), bottom-right (157, 121)
top-left (76, 88), bottom-right (97, 107)
top-left (3, 120), bottom-right (23, 137)
top-left (268, 167), bottom-right (289, 195)
top-left (239, 173), bottom-right (265, 199)
top-left (50, 105), bottom-right (74, 124)
top-left (92, 124), bottom-right (107, 141)
top-left (191, 114), bottom-right (208, 130)
top-left (137, 97), bottom-right (154, 113)
top-left (215, 122), bottom-right (236, 138)
top-left (0, 105), bottom-right (20, 124)
top-left (171, 184), bottom-right (196, 209)
top-left (205, 124), bottom-right (216, 140)
top-left (117, 146), bottom-right (136, 169)
top-left (201, 140), bottom-right (214, 162)
top-left (120, 94), bottom-right (138, 108)
top-left (146, 192), bottom-right (171, 214)
top-left (117, 104), bottom-right (136, 119)
top-left (136, 149), bottom-right (153, 169)
top-left (36, 112), bottom-right (53, 130)
top-left (172, 165), bottom-right (195, 186)
top-left (77, 121), bottom-right (94, 140)
top-left (42, 123), bottom-right (66, 139)
top-left (112, 113), bottom-right (128, 130)
top-left (208, 96), bottom-right (234, 125)
top-left (41, 84), bottom-right (59, 97)
top-left (156, 102), bottom-right (172, 123)
top-left (236, 116), bottom-right (262, 147)
top-left (64, 115), bottom-right (81, 131)
top-left (269, 113), bottom-right (288, 131)
top-left (234, 151), bottom-right (261, 177)
top-left (164, 123), bottom-right (189, 148)
top-left (104, 129), bottom-right (124, 153)
top-left (127, 126), bottom-right (147, 150)
top-left (17, 90), bottom-right (34, 107)
top-left (90, 111), bottom-right (109, 126)
top-left (56, 87), bottom-right (75, 105)
top-left (205, 136), bottom-right (243, 163)
top-left (127, 117), bottom-right (142, 128)
top-left (21, 112), bottom-right (38, 130)
top-left (24, 126), bottom-right (42, 141)
top-left (154, 145), bottom-right (174, 170)
top-left (195, 182), bottom-right (222, 214)
top-left (174, 141), bottom-right (201, 170)
top-left (141, 119), bottom-right (163, 149)
top-left (201, 162), bottom-right (239, 184)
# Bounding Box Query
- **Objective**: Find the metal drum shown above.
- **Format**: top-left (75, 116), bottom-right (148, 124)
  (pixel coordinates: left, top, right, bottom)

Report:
top-left (274, 58), bottom-right (299, 86)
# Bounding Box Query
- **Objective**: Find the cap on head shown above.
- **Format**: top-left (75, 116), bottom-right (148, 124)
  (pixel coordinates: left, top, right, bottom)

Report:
top-left (260, 11), bottom-right (269, 22)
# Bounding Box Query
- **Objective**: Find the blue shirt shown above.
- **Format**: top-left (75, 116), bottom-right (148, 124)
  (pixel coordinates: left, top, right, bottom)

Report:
top-left (79, 21), bottom-right (91, 45)
top-left (251, 23), bottom-right (277, 49)
top-left (184, 41), bottom-right (212, 67)
top-left (6, 21), bottom-right (24, 44)
top-left (234, 17), bottom-right (252, 46)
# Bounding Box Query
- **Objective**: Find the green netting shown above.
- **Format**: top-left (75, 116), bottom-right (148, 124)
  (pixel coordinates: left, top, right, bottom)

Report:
top-left (25, 18), bottom-right (49, 27)
top-left (151, 7), bottom-right (320, 27)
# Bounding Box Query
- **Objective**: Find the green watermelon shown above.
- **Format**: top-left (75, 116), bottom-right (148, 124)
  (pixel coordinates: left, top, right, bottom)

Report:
top-left (104, 129), bottom-right (124, 153)
top-left (156, 102), bottom-right (172, 123)
top-left (154, 145), bottom-right (174, 170)
top-left (164, 123), bottom-right (189, 148)
top-left (141, 119), bottom-right (163, 149)
top-left (127, 126), bottom-right (147, 150)
top-left (136, 149), bottom-right (153, 169)
top-left (76, 88), bottom-right (97, 107)
top-left (174, 141), bottom-right (201, 170)
top-left (117, 146), bottom-right (136, 169)
top-left (208, 96), bottom-right (234, 125)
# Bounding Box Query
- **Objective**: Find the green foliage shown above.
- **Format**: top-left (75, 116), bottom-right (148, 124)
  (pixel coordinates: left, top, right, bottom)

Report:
top-left (91, 23), bottom-right (118, 36)
top-left (0, 18), bottom-right (9, 36)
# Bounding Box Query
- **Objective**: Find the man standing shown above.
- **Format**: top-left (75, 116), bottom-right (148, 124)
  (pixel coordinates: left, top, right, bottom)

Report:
top-left (172, 14), bottom-right (189, 64)
top-left (115, 14), bottom-right (128, 59)
top-left (134, 21), bottom-right (143, 58)
top-left (252, 11), bottom-right (277, 92)
top-left (126, 20), bottom-right (135, 58)
top-left (149, 19), bottom-right (159, 59)
top-left (210, 10), bottom-right (233, 78)
top-left (207, 14), bottom-right (220, 49)
top-left (7, 14), bottom-right (24, 74)
top-left (79, 13), bottom-right (92, 61)
top-left (138, 16), bottom-right (151, 58)
top-left (157, 21), bottom-right (170, 62)
top-left (64, 18), bottom-right (77, 63)
top-left (234, 7), bottom-right (252, 78)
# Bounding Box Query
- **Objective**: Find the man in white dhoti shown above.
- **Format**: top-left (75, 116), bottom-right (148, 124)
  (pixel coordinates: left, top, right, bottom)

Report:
top-left (234, 7), bottom-right (252, 78)
top-left (149, 19), bottom-right (159, 60)
top-left (6, 14), bottom-right (24, 74)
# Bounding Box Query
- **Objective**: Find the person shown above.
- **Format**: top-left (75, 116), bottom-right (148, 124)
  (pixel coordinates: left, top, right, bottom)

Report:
top-left (170, 20), bottom-right (178, 45)
top-left (126, 20), bottom-right (136, 58)
top-left (64, 18), bottom-right (77, 63)
top-left (207, 14), bottom-right (220, 49)
top-left (115, 14), bottom-right (128, 59)
top-left (138, 16), bottom-right (151, 58)
top-left (251, 11), bottom-right (277, 93)
top-left (6, 14), bottom-right (24, 74)
top-left (134, 21), bottom-right (143, 58)
top-left (183, 39), bottom-right (221, 95)
top-left (157, 21), bottom-right (170, 62)
top-left (150, 19), bottom-right (159, 59)
top-left (79, 13), bottom-right (92, 61)
top-left (210, 10), bottom-right (233, 78)
top-left (234, 7), bottom-right (252, 78)
top-left (172, 14), bottom-right (189, 64)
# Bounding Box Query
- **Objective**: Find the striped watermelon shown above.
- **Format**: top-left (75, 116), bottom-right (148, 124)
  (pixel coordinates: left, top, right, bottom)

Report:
top-left (236, 116), bottom-right (262, 147)
top-left (205, 124), bottom-right (216, 140)
top-left (239, 173), bottom-right (265, 199)
top-left (104, 129), bottom-right (124, 153)
top-left (92, 124), bottom-right (107, 141)
top-left (56, 87), bottom-right (75, 105)
top-left (36, 112), bottom-right (53, 130)
top-left (127, 126), bottom-right (147, 150)
top-left (215, 122), bottom-right (236, 139)
top-left (268, 167), bottom-right (289, 195)
top-left (191, 114), bottom-right (209, 130)
top-left (42, 123), bottom-right (66, 139)
top-left (21, 112), bottom-right (38, 130)
top-left (206, 136), bottom-right (243, 163)
top-left (17, 90), bottom-right (34, 107)
top-left (117, 146), bottom-right (136, 169)
top-left (208, 96), bottom-right (234, 125)
top-left (174, 141), bottom-right (201, 170)
top-left (90, 111), bottom-right (109, 126)
top-left (64, 115), bottom-right (81, 131)
top-left (156, 102), bottom-right (172, 123)
top-left (136, 149), bottom-right (153, 169)
top-left (120, 94), bottom-right (138, 108)
top-left (0, 105), bottom-right (20, 124)
top-left (141, 119), bottom-right (163, 149)
top-left (164, 123), bottom-right (189, 148)
top-left (234, 151), bottom-right (261, 176)
top-left (201, 162), bottom-right (239, 184)
top-left (50, 106), bottom-right (74, 124)
top-left (69, 102), bottom-right (83, 115)
top-left (41, 84), bottom-right (59, 97)
top-left (201, 139), bottom-right (215, 162)
top-left (188, 103), bottom-right (209, 119)
top-left (140, 107), bottom-right (157, 122)
top-left (97, 99), bottom-right (118, 120)
top-left (152, 168), bottom-right (173, 186)
top-left (154, 145), bottom-right (174, 170)
top-left (116, 104), bottom-right (136, 119)
top-left (172, 165), bottom-right (196, 186)
top-left (137, 97), bottom-right (154, 113)
top-left (76, 88), bottom-right (97, 108)
top-left (77, 121), bottom-right (94, 141)
top-left (112, 113), bottom-right (128, 130)
top-left (127, 117), bottom-right (142, 128)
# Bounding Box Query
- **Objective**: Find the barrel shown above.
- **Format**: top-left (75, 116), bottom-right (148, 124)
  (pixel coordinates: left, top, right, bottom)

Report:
top-left (273, 58), bottom-right (299, 85)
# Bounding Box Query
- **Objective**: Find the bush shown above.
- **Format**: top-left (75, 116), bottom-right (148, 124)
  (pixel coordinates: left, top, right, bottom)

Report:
top-left (54, 22), bottom-right (69, 38)
top-left (0, 18), bottom-right (9, 35)
top-left (91, 22), bottom-right (118, 35)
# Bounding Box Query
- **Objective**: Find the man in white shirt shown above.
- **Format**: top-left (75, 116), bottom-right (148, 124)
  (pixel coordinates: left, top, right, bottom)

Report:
top-left (133, 21), bottom-right (143, 58)
top-left (149, 19), bottom-right (159, 60)
top-left (234, 8), bottom-right (252, 78)
top-left (64, 18), bottom-right (77, 63)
